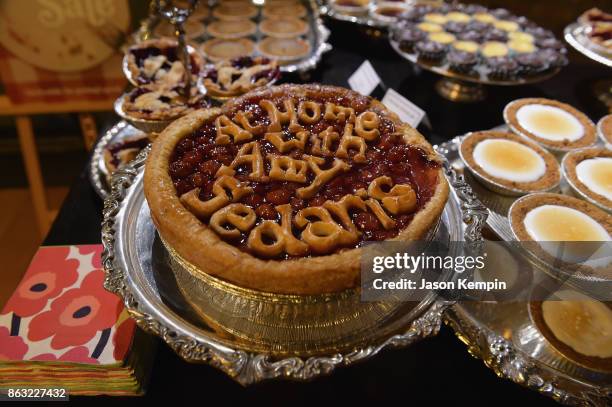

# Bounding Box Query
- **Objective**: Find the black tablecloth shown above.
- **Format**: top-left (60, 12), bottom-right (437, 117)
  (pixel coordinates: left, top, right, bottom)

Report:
top-left (44, 19), bottom-right (610, 404)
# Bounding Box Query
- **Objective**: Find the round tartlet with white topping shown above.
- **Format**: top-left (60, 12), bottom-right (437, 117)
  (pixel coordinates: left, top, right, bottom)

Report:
top-left (460, 130), bottom-right (560, 195)
top-left (530, 289), bottom-right (612, 372)
top-left (509, 193), bottom-right (611, 278)
top-left (598, 114), bottom-right (612, 146)
top-left (562, 147), bottom-right (612, 212)
top-left (144, 84), bottom-right (449, 295)
top-left (504, 98), bottom-right (597, 151)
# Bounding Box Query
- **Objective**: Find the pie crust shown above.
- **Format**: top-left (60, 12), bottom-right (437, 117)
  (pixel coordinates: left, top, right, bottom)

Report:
top-left (259, 18), bottom-right (309, 38)
top-left (530, 297), bottom-right (612, 372)
top-left (200, 38), bottom-right (255, 62)
top-left (262, 3), bottom-right (307, 19)
top-left (460, 131), bottom-right (560, 193)
top-left (127, 38), bottom-right (203, 86)
top-left (562, 147), bottom-right (612, 211)
top-left (504, 98), bottom-right (597, 150)
top-left (257, 37), bottom-right (311, 62)
top-left (206, 19), bottom-right (257, 39)
top-left (144, 84), bottom-right (449, 294)
top-left (200, 56), bottom-right (280, 98)
top-left (212, 4), bottom-right (258, 21)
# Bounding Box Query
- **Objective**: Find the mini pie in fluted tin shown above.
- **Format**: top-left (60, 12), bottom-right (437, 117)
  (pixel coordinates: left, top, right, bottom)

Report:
top-left (144, 84), bottom-right (449, 295)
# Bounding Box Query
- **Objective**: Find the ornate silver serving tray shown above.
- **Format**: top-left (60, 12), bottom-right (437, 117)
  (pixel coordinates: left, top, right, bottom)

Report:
top-left (436, 138), bottom-right (612, 406)
top-left (89, 121), bottom-right (147, 199)
top-left (564, 23), bottom-right (612, 68)
top-left (137, 0), bottom-right (332, 74)
top-left (320, 1), bottom-right (391, 29)
top-left (101, 147), bottom-right (487, 385)
top-left (445, 303), bottom-right (612, 406)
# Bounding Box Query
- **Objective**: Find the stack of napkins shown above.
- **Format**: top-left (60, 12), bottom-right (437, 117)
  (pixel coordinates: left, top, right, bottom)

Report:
top-left (0, 245), bottom-right (155, 396)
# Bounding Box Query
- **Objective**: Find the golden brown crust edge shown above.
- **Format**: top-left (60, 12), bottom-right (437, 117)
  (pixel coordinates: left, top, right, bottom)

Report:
top-left (144, 84), bottom-right (449, 295)
top-left (505, 98), bottom-right (597, 149)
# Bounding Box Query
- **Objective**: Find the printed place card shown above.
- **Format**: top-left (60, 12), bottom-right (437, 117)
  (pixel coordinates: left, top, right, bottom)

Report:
top-left (348, 60), bottom-right (381, 96)
top-left (382, 88), bottom-right (426, 128)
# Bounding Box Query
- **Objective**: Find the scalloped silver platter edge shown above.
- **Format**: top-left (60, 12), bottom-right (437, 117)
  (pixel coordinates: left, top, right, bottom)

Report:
top-left (564, 22), bottom-right (612, 68)
top-left (102, 146), bottom-right (487, 385)
top-left (321, 3), bottom-right (390, 29)
top-left (444, 302), bottom-right (612, 405)
top-left (135, 0), bottom-right (332, 75)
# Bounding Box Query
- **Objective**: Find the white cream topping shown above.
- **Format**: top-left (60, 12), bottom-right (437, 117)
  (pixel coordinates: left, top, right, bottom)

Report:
top-left (576, 157), bottom-right (612, 201)
top-left (516, 104), bottom-right (584, 142)
top-left (473, 139), bottom-right (546, 182)
top-left (523, 205), bottom-right (610, 267)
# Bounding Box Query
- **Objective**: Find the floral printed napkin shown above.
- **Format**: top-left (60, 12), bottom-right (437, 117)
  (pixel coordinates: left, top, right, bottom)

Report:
top-left (0, 245), bottom-right (154, 395)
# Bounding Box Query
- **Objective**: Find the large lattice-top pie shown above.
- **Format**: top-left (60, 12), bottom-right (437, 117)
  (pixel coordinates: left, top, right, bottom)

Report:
top-left (144, 84), bottom-right (449, 294)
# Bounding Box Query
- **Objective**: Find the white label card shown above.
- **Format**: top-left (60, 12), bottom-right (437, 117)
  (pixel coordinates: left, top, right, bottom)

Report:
top-left (348, 60), bottom-right (381, 96)
top-left (382, 88), bottom-right (425, 128)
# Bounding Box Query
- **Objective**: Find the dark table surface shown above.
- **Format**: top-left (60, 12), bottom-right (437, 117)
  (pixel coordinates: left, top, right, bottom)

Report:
top-left (44, 17), bottom-right (610, 405)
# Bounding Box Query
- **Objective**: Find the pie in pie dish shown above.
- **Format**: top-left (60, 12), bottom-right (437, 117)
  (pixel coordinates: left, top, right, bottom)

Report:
top-left (122, 85), bottom-right (211, 121)
top-left (200, 56), bottom-right (280, 99)
top-left (460, 130), bottom-right (560, 195)
top-left (201, 38), bottom-right (255, 62)
top-left (509, 193), bottom-right (611, 278)
top-left (579, 8), bottom-right (612, 50)
top-left (598, 114), bottom-right (612, 146)
top-left (504, 98), bottom-right (597, 151)
top-left (562, 147), bottom-right (612, 212)
top-left (530, 289), bottom-right (612, 372)
top-left (206, 19), bottom-right (257, 39)
top-left (262, 3), bottom-right (307, 19)
top-left (144, 84), bottom-right (449, 294)
top-left (257, 37), bottom-right (311, 63)
top-left (259, 18), bottom-right (309, 38)
top-left (212, 3), bottom-right (258, 21)
top-left (127, 38), bottom-right (202, 86)
top-left (104, 133), bottom-right (152, 177)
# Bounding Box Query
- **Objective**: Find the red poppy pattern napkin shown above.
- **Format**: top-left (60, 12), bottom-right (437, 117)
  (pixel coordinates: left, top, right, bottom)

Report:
top-left (0, 245), bottom-right (135, 365)
top-left (0, 245), bottom-right (154, 396)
